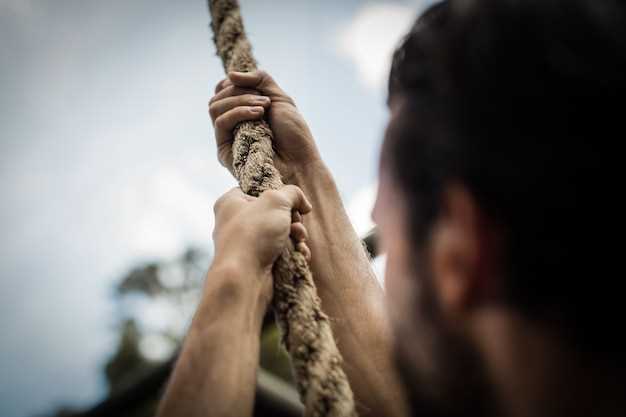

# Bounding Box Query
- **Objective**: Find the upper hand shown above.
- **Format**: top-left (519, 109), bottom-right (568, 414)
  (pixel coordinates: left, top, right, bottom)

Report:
top-left (209, 70), bottom-right (321, 182)
top-left (211, 185), bottom-right (313, 304)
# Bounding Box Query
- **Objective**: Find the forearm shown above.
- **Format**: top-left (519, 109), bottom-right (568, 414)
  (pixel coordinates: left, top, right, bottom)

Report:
top-left (293, 162), bottom-right (408, 417)
top-left (157, 262), bottom-right (265, 417)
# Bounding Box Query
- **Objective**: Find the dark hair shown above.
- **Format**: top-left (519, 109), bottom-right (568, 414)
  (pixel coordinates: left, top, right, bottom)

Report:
top-left (387, 0), bottom-right (626, 359)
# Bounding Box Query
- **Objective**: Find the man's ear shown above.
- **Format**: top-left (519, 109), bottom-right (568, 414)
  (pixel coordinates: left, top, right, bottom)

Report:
top-left (429, 184), bottom-right (499, 318)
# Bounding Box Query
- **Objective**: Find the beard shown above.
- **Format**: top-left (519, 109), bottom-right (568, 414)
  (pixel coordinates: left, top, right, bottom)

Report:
top-left (392, 263), bottom-right (497, 417)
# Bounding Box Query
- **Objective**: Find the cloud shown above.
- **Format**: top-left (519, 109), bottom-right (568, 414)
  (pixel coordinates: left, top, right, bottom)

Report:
top-left (347, 183), bottom-right (387, 286)
top-left (335, 1), bottom-right (436, 91)
top-left (117, 166), bottom-right (216, 260)
top-left (0, 0), bottom-right (34, 16)
top-left (1, 0), bottom-right (401, 414)
top-left (346, 182), bottom-right (387, 286)
top-left (336, 3), bottom-right (416, 91)
top-left (372, 255), bottom-right (387, 286)
top-left (346, 182), bottom-right (377, 237)
top-left (0, 3), bottom-right (234, 414)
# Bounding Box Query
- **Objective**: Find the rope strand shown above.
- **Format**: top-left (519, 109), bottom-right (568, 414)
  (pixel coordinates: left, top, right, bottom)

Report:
top-left (208, 1), bottom-right (357, 416)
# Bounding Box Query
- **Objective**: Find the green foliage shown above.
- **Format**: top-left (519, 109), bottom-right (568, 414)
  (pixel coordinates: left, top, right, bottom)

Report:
top-left (260, 324), bottom-right (294, 384)
top-left (104, 319), bottom-right (153, 394)
top-left (46, 246), bottom-right (297, 416)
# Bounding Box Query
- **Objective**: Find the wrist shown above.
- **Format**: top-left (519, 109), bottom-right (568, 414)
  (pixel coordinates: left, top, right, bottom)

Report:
top-left (198, 259), bottom-right (271, 328)
top-left (211, 248), bottom-right (271, 280)
top-left (209, 256), bottom-right (272, 299)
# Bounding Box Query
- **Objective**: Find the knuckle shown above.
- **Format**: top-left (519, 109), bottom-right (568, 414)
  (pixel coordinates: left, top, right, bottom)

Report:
top-left (257, 70), bottom-right (272, 87)
top-left (286, 184), bottom-right (302, 198)
top-left (208, 102), bottom-right (218, 119)
top-left (230, 86), bottom-right (244, 96)
top-left (241, 88), bottom-right (261, 97)
top-left (263, 189), bottom-right (282, 204)
top-left (214, 115), bottom-right (226, 130)
top-left (214, 79), bottom-right (225, 94)
top-left (243, 94), bottom-right (259, 103)
top-left (212, 86), bottom-right (231, 103)
top-left (209, 91), bottom-right (221, 105)
top-left (263, 189), bottom-right (279, 199)
top-left (227, 186), bottom-right (242, 197)
top-left (213, 196), bottom-right (225, 214)
top-left (213, 188), bottom-right (240, 215)
top-left (286, 96), bottom-right (297, 107)
top-left (236, 106), bottom-right (251, 116)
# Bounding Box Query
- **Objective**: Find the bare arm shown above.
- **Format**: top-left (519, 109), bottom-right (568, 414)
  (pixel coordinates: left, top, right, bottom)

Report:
top-left (294, 162), bottom-right (408, 417)
top-left (209, 70), bottom-right (408, 417)
top-left (157, 186), bottom-right (313, 417)
top-left (157, 262), bottom-right (264, 417)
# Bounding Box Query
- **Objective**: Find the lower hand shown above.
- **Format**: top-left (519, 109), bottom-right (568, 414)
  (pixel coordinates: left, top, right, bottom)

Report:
top-left (211, 185), bottom-right (313, 305)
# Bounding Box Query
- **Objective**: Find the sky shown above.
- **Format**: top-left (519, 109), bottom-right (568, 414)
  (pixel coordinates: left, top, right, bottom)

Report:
top-left (0, 0), bottom-right (435, 415)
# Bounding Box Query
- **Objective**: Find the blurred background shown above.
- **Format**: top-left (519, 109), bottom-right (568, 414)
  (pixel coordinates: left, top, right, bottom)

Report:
top-left (0, 0), bottom-right (436, 416)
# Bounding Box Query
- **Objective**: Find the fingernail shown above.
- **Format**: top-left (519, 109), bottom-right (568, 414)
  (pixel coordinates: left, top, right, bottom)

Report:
top-left (250, 106), bottom-right (264, 113)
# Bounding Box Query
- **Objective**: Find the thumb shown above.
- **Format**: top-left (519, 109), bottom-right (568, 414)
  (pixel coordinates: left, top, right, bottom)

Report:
top-left (263, 185), bottom-right (313, 215)
top-left (280, 185), bottom-right (313, 215)
top-left (228, 70), bottom-right (282, 96)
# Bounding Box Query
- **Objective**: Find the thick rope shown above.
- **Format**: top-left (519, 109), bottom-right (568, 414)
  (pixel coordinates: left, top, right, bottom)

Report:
top-left (208, 1), bottom-right (357, 416)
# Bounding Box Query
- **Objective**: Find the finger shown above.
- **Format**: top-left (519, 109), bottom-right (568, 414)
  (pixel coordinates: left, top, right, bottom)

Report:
top-left (292, 210), bottom-right (303, 224)
top-left (228, 70), bottom-right (286, 98)
top-left (214, 78), bottom-right (232, 95)
top-left (213, 187), bottom-right (254, 216)
top-left (228, 70), bottom-right (269, 88)
top-left (210, 85), bottom-right (262, 105)
top-left (242, 193), bottom-right (256, 202)
top-left (264, 185), bottom-right (313, 214)
top-left (209, 94), bottom-right (270, 121)
top-left (214, 106), bottom-right (266, 148)
top-left (290, 222), bottom-right (309, 243)
top-left (296, 241), bottom-right (312, 263)
top-left (213, 187), bottom-right (242, 214)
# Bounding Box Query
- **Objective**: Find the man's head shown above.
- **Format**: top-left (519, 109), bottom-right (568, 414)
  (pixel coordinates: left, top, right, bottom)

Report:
top-left (373, 1), bottom-right (626, 415)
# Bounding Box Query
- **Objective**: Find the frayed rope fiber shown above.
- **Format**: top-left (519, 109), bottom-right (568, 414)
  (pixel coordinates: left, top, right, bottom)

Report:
top-left (208, 1), bottom-right (357, 416)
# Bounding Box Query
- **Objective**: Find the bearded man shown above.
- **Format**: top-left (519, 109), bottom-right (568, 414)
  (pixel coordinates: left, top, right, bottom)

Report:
top-left (158, 1), bottom-right (626, 416)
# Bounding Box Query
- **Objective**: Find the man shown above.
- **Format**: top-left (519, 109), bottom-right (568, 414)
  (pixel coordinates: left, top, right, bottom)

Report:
top-left (158, 1), bottom-right (626, 416)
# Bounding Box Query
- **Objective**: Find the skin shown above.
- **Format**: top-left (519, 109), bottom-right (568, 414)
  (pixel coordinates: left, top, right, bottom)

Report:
top-left (158, 73), bottom-right (626, 417)
top-left (210, 70), bottom-right (407, 417)
top-left (159, 70), bottom-right (406, 417)
top-left (374, 97), bottom-right (626, 417)
top-left (158, 185), bottom-right (312, 417)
